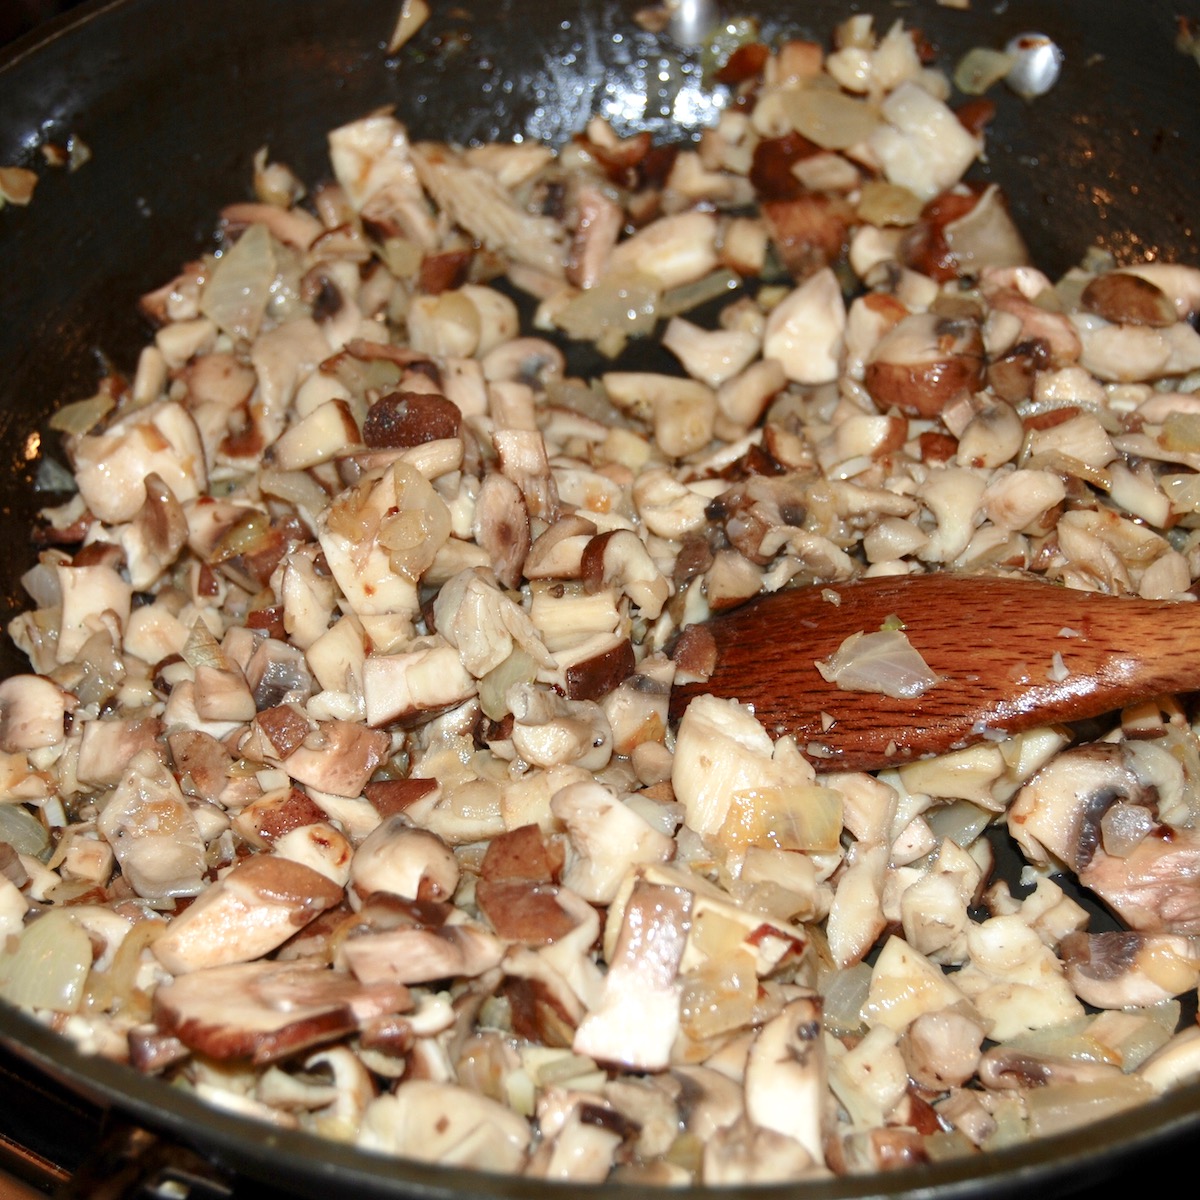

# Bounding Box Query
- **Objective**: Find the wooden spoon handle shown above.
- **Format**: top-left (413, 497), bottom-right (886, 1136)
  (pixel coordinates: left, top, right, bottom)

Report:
top-left (669, 574), bottom-right (1200, 771)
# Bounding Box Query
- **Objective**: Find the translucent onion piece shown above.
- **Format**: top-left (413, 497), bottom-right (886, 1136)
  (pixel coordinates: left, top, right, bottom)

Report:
top-left (954, 48), bottom-right (1016, 96)
top-left (718, 784), bottom-right (843, 852)
top-left (657, 269), bottom-right (742, 320)
top-left (679, 952), bottom-right (761, 1040)
top-left (821, 961), bottom-right (872, 1036)
top-left (478, 647), bottom-right (539, 721)
top-left (815, 628), bottom-right (940, 698)
top-left (49, 392), bottom-right (116, 435)
top-left (0, 804), bottom-right (51, 860)
top-left (1025, 1077), bottom-right (1154, 1139)
top-left (0, 909), bottom-right (92, 1013)
top-left (200, 222), bottom-right (277, 341)
top-left (1161, 411), bottom-right (1200, 453)
top-left (784, 86), bottom-right (879, 150)
top-left (925, 799), bottom-right (994, 849)
top-left (555, 270), bottom-right (660, 352)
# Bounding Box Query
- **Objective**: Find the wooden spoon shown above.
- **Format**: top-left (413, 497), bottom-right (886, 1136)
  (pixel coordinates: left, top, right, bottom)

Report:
top-left (668, 573), bottom-right (1200, 772)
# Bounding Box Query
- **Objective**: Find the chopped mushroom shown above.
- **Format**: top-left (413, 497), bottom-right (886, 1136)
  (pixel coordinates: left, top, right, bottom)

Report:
top-left (12, 14), bottom-right (1200, 1186)
top-left (153, 960), bottom-right (410, 1063)
top-left (152, 855), bottom-right (344, 974)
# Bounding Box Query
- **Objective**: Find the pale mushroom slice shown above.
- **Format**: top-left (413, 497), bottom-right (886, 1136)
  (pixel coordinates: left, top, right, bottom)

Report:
top-left (152, 855), bottom-right (344, 974)
top-left (573, 878), bottom-right (692, 1071)
top-left (339, 895), bottom-right (505, 986)
top-left (0, 675), bottom-right (70, 753)
top-left (97, 748), bottom-right (208, 901)
top-left (152, 960), bottom-right (411, 1065)
top-left (1060, 931), bottom-right (1200, 1009)
top-left (744, 994), bottom-right (827, 1165)
top-left (358, 1079), bottom-right (532, 1173)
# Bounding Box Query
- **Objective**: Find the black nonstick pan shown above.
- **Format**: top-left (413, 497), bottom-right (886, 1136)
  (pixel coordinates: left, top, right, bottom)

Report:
top-left (2, 1), bottom-right (1200, 1196)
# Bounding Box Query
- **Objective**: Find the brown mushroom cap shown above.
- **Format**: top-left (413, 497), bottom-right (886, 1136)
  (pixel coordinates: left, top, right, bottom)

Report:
top-left (152, 959), bottom-right (410, 1064)
top-left (863, 312), bottom-right (985, 417)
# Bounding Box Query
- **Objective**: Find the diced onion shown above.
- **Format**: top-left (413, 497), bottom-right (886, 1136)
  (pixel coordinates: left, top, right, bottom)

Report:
top-left (953, 48), bottom-right (1016, 96)
top-left (1025, 1077), bottom-right (1155, 1138)
top-left (815, 629), bottom-right (940, 698)
top-left (200, 222), bottom-right (277, 341)
top-left (0, 909), bottom-right (92, 1013)
top-left (0, 804), bottom-right (51, 859)
top-left (718, 784), bottom-right (844, 852)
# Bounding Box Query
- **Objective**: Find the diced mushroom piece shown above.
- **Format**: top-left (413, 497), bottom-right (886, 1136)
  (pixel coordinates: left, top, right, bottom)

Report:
top-left (152, 960), bottom-right (410, 1064)
top-left (362, 642), bottom-right (478, 727)
top-left (1077, 830), bottom-right (1200, 935)
top-left (955, 400), bottom-right (1024, 468)
top-left (328, 112), bottom-right (437, 249)
top-left (573, 879), bottom-right (692, 1071)
top-left (917, 467), bottom-right (987, 563)
top-left (1138, 1026), bottom-right (1200, 1093)
top-left (78, 715), bottom-right (163, 787)
top-left (271, 399), bottom-right (362, 470)
top-left (550, 780), bottom-right (675, 905)
top-left (662, 317), bottom-right (760, 389)
top-left (472, 472), bottom-right (530, 589)
top-left (981, 469), bottom-right (1066, 533)
top-left (530, 1094), bottom-right (626, 1183)
top-left (861, 935), bottom-right (970, 1032)
top-left (55, 560), bottom-right (133, 665)
top-left (70, 401), bottom-right (207, 524)
top-left (510, 684), bottom-right (614, 772)
top-left (246, 637), bottom-right (317, 710)
top-left (607, 211), bottom-right (720, 289)
top-left (1074, 312), bottom-right (1200, 383)
top-left (316, 467), bottom-right (423, 618)
top-left (0, 675), bottom-right (69, 752)
top-left (476, 881), bottom-right (581, 945)
top-left (580, 530), bottom-right (671, 620)
top-left (703, 1119), bottom-right (820, 1186)
top-left (1008, 744), bottom-right (1156, 874)
top-left (1060, 931), bottom-right (1200, 1009)
top-left (233, 786), bottom-right (328, 848)
top-left (829, 1023), bottom-right (909, 1130)
top-left (431, 570), bottom-right (552, 678)
top-left (273, 822), bottom-right (354, 888)
top-left (493, 428), bottom-right (559, 521)
top-left (340, 901), bottom-right (504, 985)
top-left (762, 267), bottom-right (846, 384)
top-left (1082, 272), bottom-right (1178, 327)
top-left (864, 311), bottom-right (985, 417)
top-left (359, 1080), bottom-right (531, 1172)
top-left (826, 843), bottom-right (888, 967)
top-left (122, 473), bottom-right (189, 590)
top-left (97, 748), bottom-right (208, 900)
top-left (743, 995), bottom-right (826, 1164)
top-left (192, 663), bottom-right (256, 723)
top-left (283, 720), bottom-right (390, 798)
top-left (1121, 262), bottom-right (1200, 320)
top-left (523, 515), bottom-right (600, 581)
top-left (348, 817), bottom-right (460, 907)
top-left (953, 915), bottom-right (1085, 1039)
top-left (152, 855), bottom-right (344, 974)
top-left (602, 372), bottom-right (716, 459)
top-left (672, 695), bottom-right (814, 838)
top-left (569, 184), bottom-right (623, 289)
top-left (868, 81), bottom-right (981, 200)
top-left (899, 1008), bottom-right (986, 1089)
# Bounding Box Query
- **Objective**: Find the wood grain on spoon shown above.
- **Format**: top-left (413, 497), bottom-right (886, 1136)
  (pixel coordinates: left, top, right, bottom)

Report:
top-left (669, 573), bottom-right (1200, 772)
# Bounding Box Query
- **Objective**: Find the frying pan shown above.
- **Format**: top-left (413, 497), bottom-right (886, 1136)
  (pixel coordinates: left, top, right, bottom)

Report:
top-left (2, 0), bottom-right (1200, 1195)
